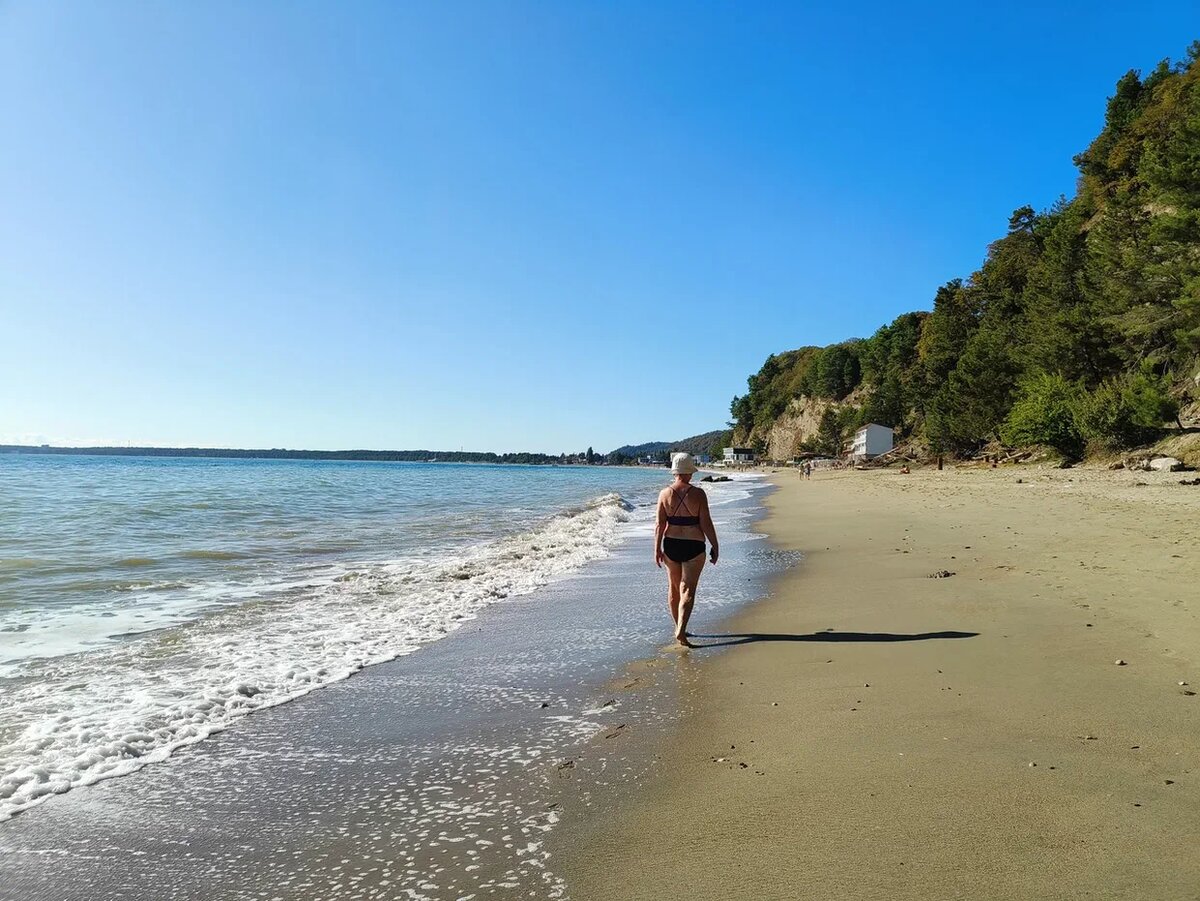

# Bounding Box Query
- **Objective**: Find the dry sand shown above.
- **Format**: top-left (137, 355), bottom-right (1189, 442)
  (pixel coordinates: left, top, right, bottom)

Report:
top-left (554, 465), bottom-right (1200, 900)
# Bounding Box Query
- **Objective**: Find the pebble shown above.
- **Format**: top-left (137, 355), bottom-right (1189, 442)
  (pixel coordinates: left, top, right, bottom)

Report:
top-left (1028, 762), bottom-right (1037, 767)
top-left (771, 702), bottom-right (778, 706)
top-left (1180, 681), bottom-right (1189, 687)
top-left (1115, 659), bottom-right (1127, 666)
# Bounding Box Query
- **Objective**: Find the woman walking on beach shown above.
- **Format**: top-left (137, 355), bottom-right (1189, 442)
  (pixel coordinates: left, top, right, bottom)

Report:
top-left (654, 453), bottom-right (719, 647)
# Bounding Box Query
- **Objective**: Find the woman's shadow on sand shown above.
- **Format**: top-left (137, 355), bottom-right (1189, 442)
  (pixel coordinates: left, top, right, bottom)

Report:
top-left (688, 629), bottom-right (978, 648)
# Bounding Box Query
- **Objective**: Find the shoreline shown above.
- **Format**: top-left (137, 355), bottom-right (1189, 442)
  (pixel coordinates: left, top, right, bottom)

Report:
top-left (551, 465), bottom-right (1200, 899)
top-left (0, 472), bottom-right (779, 900)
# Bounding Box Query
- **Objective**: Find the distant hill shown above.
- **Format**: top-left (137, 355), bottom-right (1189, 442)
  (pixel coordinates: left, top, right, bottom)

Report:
top-left (608, 430), bottom-right (730, 459)
top-left (0, 445), bottom-right (564, 465)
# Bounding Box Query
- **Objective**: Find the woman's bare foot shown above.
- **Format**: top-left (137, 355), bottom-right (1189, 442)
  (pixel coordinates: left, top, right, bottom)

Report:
top-left (675, 633), bottom-right (694, 648)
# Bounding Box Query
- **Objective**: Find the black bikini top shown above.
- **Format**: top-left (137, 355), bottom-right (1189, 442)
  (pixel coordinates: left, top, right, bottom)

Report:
top-left (665, 486), bottom-right (700, 527)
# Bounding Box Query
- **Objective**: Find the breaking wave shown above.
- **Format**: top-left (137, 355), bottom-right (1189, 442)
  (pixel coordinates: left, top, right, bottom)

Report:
top-left (0, 492), bottom-right (636, 821)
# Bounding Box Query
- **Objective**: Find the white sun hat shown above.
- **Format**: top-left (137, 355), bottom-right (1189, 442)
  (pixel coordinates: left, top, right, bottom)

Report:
top-left (670, 452), bottom-right (698, 474)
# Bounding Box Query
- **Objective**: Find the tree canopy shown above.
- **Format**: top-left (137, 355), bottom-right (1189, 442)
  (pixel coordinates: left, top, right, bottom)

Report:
top-left (732, 45), bottom-right (1199, 457)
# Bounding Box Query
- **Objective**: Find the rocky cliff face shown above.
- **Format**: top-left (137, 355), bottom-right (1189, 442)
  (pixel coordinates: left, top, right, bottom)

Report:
top-left (739, 387), bottom-right (876, 459)
top-left (742, 395), bottom-right (838, 460)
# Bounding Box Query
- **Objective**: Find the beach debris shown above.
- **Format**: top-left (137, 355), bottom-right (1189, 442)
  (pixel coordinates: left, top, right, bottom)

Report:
top-left (864, 683), bottom-right (870, 688)
top-left (928, 570), bottom-right (956, 579)
top-left (1165, 780), bottom-right (1175, 785)
top-left (771, 701), bottom-right (778, 706)
top-left (604, 724), bottom-right (627, 739)
top-left (1182, 690), bottom-right (1197, 696)
top-left (1108, 461), bottom-right (1125, 470)
top-left (556, 759), bottom-right (576, 772)
top-left (539, 702), bottom-right (550, 708)
top-left (1149, 456), bottom-right (1185, 472)
top-left (1181, 681), bottom-right (1190, 686)
top-left (1180, 477), bottom-right (1200, 486)
top-left (1115, 659), bottom-right (1127, 666)
top-left (1028, 762), bottom-right (1037, 767)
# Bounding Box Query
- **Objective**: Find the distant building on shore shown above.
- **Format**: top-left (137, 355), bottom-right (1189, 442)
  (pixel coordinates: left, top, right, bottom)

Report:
top-left (849, 423), bottom-right (894, 460)
top-left (723, 447), bottom-right (756, 465)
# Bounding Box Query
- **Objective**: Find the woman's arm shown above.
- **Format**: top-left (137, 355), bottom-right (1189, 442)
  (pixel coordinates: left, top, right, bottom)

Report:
top-left (699, 491), bottom-right (719, 564)
top-left (654, 492), bottom-right (666, 568)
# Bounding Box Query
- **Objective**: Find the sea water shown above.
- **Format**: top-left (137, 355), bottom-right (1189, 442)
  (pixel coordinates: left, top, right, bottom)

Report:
top-left (0, 455), bottom-right (757, 822)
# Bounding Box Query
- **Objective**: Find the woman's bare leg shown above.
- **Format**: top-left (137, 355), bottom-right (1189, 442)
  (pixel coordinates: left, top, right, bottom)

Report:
top-left (675, 553), bottom-right (706, 645)
top-left (664, 557), bottom-right (683, 629)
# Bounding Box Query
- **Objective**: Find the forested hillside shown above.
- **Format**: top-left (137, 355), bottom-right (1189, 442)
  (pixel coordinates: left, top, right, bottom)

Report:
top-left (608, 430), bottom-right (730, 463)
top-left (731, 44), bottom-right (1200, 461)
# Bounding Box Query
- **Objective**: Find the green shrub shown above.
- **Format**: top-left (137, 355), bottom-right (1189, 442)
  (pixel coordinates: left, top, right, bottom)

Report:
top-left (1076, 368), bottom-right (1178, 448)
top-left (1000, 373), bottom-right (1085, 459)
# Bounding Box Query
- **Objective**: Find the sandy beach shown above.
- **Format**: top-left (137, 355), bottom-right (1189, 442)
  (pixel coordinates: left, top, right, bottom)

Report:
top-left (553, 465), bottom-right (1200, 900)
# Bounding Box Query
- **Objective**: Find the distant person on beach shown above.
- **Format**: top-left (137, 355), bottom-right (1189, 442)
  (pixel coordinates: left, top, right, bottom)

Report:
top-left (654, 452), bottom-right (719, 647)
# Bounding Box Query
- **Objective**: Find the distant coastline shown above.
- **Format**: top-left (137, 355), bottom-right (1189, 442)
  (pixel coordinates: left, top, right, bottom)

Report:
top-left (1, 430), bottom-right (730, 466)
top-left (0, 444), bottom-right (583, 465)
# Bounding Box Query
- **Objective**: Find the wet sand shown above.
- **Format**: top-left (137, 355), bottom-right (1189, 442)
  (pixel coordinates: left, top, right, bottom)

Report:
top-left (555, 466), bottom-right (1200, 899)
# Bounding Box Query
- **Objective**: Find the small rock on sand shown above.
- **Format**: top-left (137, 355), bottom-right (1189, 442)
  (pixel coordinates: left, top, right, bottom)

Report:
top-left (1115, 659), bottom-right (1127, 666)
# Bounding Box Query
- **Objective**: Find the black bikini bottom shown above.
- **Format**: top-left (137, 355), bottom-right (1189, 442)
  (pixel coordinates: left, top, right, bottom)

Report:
top-left (662, 537), bottom-right (705, 563)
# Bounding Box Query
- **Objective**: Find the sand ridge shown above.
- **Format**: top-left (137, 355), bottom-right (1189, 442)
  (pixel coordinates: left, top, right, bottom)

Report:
top-left (554, 465), bottom-right (1200, 900)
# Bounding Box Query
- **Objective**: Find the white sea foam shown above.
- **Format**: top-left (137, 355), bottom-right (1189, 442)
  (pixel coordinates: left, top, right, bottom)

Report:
top-left (0, 492), bottom-right (640, 822)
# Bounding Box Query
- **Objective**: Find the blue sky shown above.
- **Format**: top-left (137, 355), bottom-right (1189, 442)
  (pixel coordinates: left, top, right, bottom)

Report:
top-left (2, 2), bottom-right (1196, 453)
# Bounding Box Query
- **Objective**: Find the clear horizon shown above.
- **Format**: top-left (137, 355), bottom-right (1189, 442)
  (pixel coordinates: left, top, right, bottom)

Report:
top-left (3, 2), bottom-right (1197, 453)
